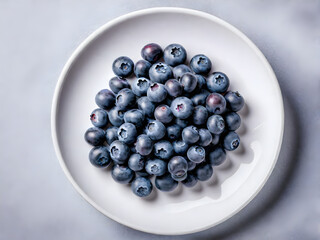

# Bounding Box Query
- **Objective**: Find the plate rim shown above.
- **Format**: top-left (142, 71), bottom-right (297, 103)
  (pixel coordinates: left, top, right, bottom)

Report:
top-left (51, 7), bottom-right (284, 235)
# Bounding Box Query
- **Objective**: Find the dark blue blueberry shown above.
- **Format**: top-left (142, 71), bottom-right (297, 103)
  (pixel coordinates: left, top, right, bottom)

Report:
top-left (95, 89), bottom-right (115, 110)
top-left (166, 124), bottom-right (182, 140)
top-left (141, 43), bottom-right (163, 63)
top-left (163, 43), bottom-right (187, 67)
top-left (191, 90), bottom-right (209, 106)
top-left (193, 105), bottom-right (208, 125)
top-left (128, 153), bottom-right (145, 171)
top-left (90, 108), bottom-right (108, 128)
top-left (154, 140), bottom-right (174, 160)
top-left (211, 134), bottom-right (220, 145)
top-left (168, 156), bottom-right (188, 178)
top-left (115, 88), bottom-right (136, 110)
top-left (105, 126), bottom-right (118, 145)
top-left (145, 159), bottom-right (167, 176)
top-left (109, 140), bottom-right (130, 164)
top-left (195, 75), bottom-right (206, 91)
top-left (155, 173), bottom-right (178, 192)
top-left (132, 77), bottom-right (150, 97)
top-left (206, 93), bottom-right (226, 114)
top-left (111, 164), bottom-right (134, 184)
top-left (225, 112), bottom-right (241, 131)
top-left (109, 77), bottom-right (130, 94)
top-left (224, 91), bottom-right (245, 112)
top-left (89, 146), bottom-right (111, 168)
top-left (207, 115), bottom-right (225, 134)
top-left (209, 147), bottom-right (226, 166)
top-left (134, 60), bottom-right (152, 78)
top-left (84, 127), bottom-right (105, 146)
top-left (195, 163), bottom-right (213, 181)
top-left (124, 109), bottom-right (145, 128)
top-left (112, 56), bottom-right (134, 78)
top-left (170, 97), bottom-right (194, 119)
top-left (180, 73), bottom-right (198, 93)
top-left (117, 123), bottom-right (137, 144)
top-left (147, 83), bottom-right (167, 102)
top-left (182, 126), bottom-right (199, 144)
top-left (135, 134), bottom-right (154, 156)
top-left (171, 172), bottom-right (187, 181)
top-left (108, 107), bottom-right (124, 127)
top-left (187, 146), bottom-right (205, 163)
top-left (175, 118), bottom-right (190, 128)
top-left (135, 170), bottom-right (150, 178)
top-left (173, 64), bottom-right (192, 80)
top-left (187, 160), bottom-right (197, 171)
top-left (131, 177), bottom-right (153, 197)
top-left (173, 140), bottom-right (189, 155)
top-left (154, 105), bottom-right (173, 124)
top-left (190, 54), bottom-right (212, 75)
top-left (149, 62), bottom-right (173, 83)
top-left (207, 72), bottom-right (230, 93)
top-left (146, 120), bottom-right (166, 141)
top-left (182, 173), bottom-right (198, 187)
top-left (137, 96), bottom-right (155, 118)
top-left (165, 79), bottom-right (183, 97)
top-left (198, 128), bottom-right (213, 147)
top-left (223, 131), bottom-right (240, 151)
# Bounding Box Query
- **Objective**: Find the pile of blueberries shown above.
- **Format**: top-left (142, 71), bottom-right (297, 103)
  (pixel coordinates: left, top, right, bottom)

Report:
top-left (84, 43), bottom-right (244, 198)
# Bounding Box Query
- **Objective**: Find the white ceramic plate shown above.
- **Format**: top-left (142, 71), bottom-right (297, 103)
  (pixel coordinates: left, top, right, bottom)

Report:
top-left (51, 8), bottom-right (284, 235)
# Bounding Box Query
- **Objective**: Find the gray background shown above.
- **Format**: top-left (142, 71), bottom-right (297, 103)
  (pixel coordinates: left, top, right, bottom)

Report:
top-left (1, 0), bottom-right (319, 239)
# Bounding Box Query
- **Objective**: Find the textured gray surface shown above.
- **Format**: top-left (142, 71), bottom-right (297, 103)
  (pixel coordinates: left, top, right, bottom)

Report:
top-left (0, 1), bottom-right (319, 239)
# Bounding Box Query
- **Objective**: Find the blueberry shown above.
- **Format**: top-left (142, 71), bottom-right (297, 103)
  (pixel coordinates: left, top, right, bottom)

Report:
top-left (90, 108), bottom-right (108, 128)
top-left (109, 77), bottom-right (130, 94)
top-left (175, 118), bottom-right (190, 128)
top-left (117, 123), bottom-right (137, 144)
top-left (135, 170), bottom-right (150, 178)
top-left (163, 43), bottom-right (187, 67)
top-left (207, 115), bottom-right (225, 134)
top-left (128, 153), bottom-right (145, 171)
top-left (182, 173), bottom-right (198, 187)
top-left (84, 127), bottom-right (105, 146)
top-left (171, 172), bottom-right (187, 181)
top-left (105, 126), bottom-right (118, 145)
top-left (145, 159), bottom-right (167, 176)
top-left (223, 131), bottom-right (240, 151)
top-left (124, 109), bottom-right (145, 128)
top-left (173, 140), bottom-right (189, 155)
top-left (166, 124), bottom-right (182, 140)
top-left (209, 147), bottom-right (226, 166)
top-left (134, 60), bottom-right (152, 78)
top-left (149, 62), bottom-right (173, 83)
top-left (211, 134), bottom-right (220, 145)
top-left (168, 156), bottom-right (188, 179)
top-left (154, 105), bottom-right (173, 124)
top-left (155, 173), bottom-right (178, 192)
top-left (137, 96), bottom-right (155, 118)
top-left (190, 54), bottom-right (212, 75)
top-left (95, 89), bottom-right (115, 110)
top-left (131, 177), bottom-right (153, 197)
top-left (165, 79), bottom-right (183, 97)
top-left (191, 90), bottom-right (210, 106)
top-left (116, 88), bottom-right (136, 110)
top-left (154, 140), bottom-right (174, 160)
top-left (89, 146), bottom-right (111, 168)
top-left (224, 91), bottom-right (245, 112)
top-left (195, 75), bottom-right (206, 90)
top-left (111, 164), bottom-right (134, 184)
top-left (180, 73), bottom-right (198, 93)
top-left (193, 105), bottom-right (208, 125)
top-left (206, 93), bottom-right (226, 114)
top-left (135, 134), bottom-right (154, 156)
top-left (132, 77), bottom-right (150, 97)
top-left (225, 112), bottom-right (241, 131)
top-left (187, 146), bottom-right (205, 163)
top-left (207, 72), bottom-right (230, 93)
top-left (171, 97), bottom-right (194, 119)
top-left (109, 140), bottom-right (130, 164)
top-left (187, 160), bottom-right (197, 171)
top-left (173, 64), bottom-right (192, 80)
top-left (112, 56), bottom-right (134, 77)
top-left (147, 83), bottom-right (167, 103)
top-left (141, 43), bottom-right (163, 63)
top-left (195, 163), bottom-right (213, 181)
top-left (108, 107), bottom-right (124, 127)
top-left (198, 128), bottom-right (213, 147)
top-left (146, 120), bottom-right (166, 141)
top-left (182, 126), bottom-right (199, 144)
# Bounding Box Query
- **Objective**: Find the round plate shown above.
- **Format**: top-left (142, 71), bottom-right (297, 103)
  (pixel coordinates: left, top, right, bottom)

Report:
top-left (51, 7), bottom-right (284, 235)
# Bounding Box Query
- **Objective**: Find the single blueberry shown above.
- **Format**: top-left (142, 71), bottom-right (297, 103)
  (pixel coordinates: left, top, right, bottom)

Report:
top-left (165, 79), bottom-right (183, 97)
top-left (137, 96), bottom-right (155, 118)
top-left (154, 140), bottom-right (174, 160)
top-left (111, 164), bottom-right (134, 184)
top-left (224, 112), bottom-right (241, 131)
top-left (109, 77), bottom-right (130, 94)
top-left (170, 97), bottom-right (194, 119)
top-left (163, 43), bottom-right (187, 67)
top-left (190, 54), bottom-right (212, 75)
top-left (115, 88), bottom-right (136, 110)
top-left (145, 159), bottom-right (167, 176)
top-left (187, 160), bottom-right (197, 171)
top-left (112, 56), bottom-right (134, 77)
top-left (147, 83), bottom-right (167, 103)
top-left (195, 75), bottom-right (207, 91)
top-left (84, 127), bottom-right (105, 146)
top-left (182, 173), bottom-right (198, 187)
top-left (195, 163), bottom-right (213, 181)
top-left (124, 109), bottom-right (145, 128)
top-left (180, 72), bottom-right (198, 93)
top-left (109, 140), bottom-right (130, 164)
top-left (166, 124), bottom-right (182, 140)
top-left (191, 90), bottom-right (209, 106)
top-left (146, 120), bottom-right (166, 141)
top-left (141, 43), bottom-right (163, 63)
top-left (173, 139), bottom-right (189, 155)
top-left (135, 134), bottom-right (154, 156)
top-left (192, 105), bottom-right (208, 125)
top-left (209, 147), bottom-right (227, 166)
top-left (155, 173), bottom-right (178, 192)
top-left (207, 72), bottom-right (230, 93)
top-left (135, 170), bottom-right (150, 178)
top-left (89, 146), bottom-right (111, 168)
top-left (223, 131), bottom-right (240, 151)
top-left (117, 123), bottom-right (137, 144)
top-left (132, 77), bottom-right (150, 97)
top-left (108, 107), bottom-right (124, 127)
top-left (149, 62), bottom-right (173, 83)
top-left (224, 91), bottom-right (245, 112)
top-left (173, 64), bottom-right (192, 80)
top-left (131, 177), bottom-right (153, 197)
top-left (198, 128), bottom-right (213, 147)
top-left (182, 126), bottom-right (200, 144)
top-left (154, 105), bottom-right (173, 124)
top-left (206, 93), bottom-right (227, 114)
top-left (187, 145), bottom-right (206, 163)
top-left (105, 126), bottom-right (118, 145)
top-left (134, 60), bottom-right (152, 78)
top-left (128, 153), bottom-right (145, 172)
top-left (95, 89), bottom-right (115, 110)
top-left (168, 156), bottom-right (188, 177)
top-left (175, 118), bottom-right (190, 128)
top-left (90, 108), bottom-right (108, 128)
top-left (207, 115), bottom-right (225, 134)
